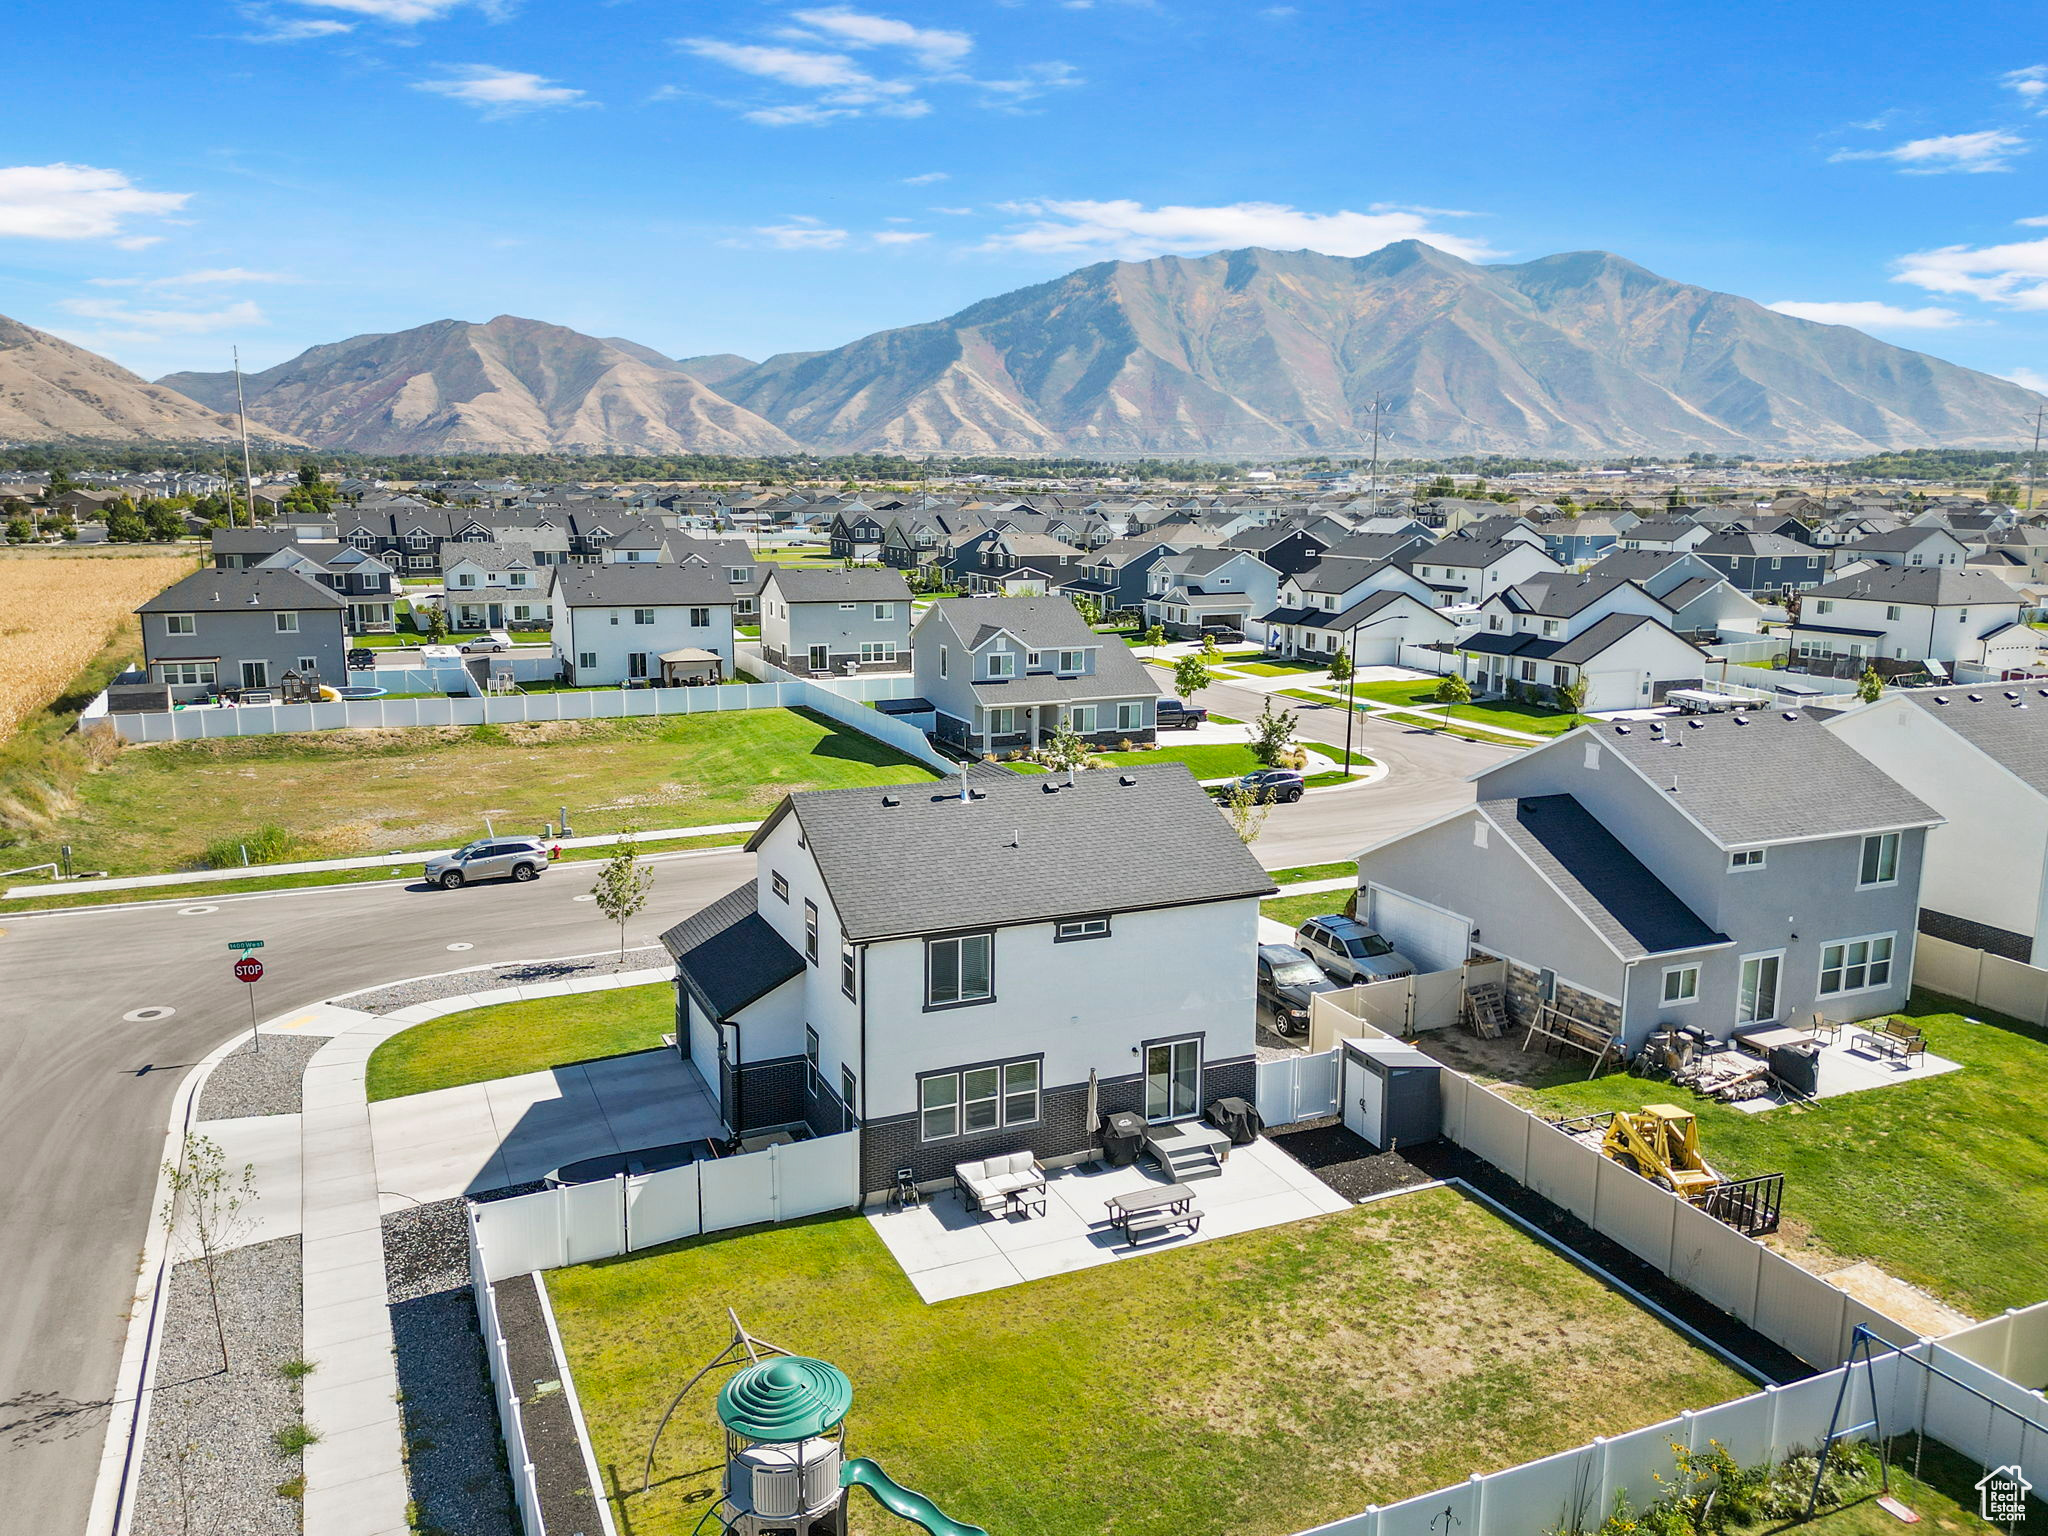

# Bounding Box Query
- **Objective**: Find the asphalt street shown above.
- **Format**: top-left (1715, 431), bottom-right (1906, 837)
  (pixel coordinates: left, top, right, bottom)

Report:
top-left (0, 690), bottom-right (1500, 1534)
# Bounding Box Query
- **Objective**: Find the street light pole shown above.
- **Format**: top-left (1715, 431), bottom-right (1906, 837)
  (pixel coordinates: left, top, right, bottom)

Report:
top-left (2027, 405), bottom-right (2044, 514)
top-left (1340, 614), bottom-right (1397, 774)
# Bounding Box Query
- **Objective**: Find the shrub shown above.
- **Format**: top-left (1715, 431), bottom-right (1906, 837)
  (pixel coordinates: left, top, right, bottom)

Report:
top-left (273, 1422), bottom-right (320, 1456)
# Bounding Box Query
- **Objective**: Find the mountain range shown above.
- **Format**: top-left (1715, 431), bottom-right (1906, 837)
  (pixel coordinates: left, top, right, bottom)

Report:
top-left (4, 242), bottom-right (2042, 456)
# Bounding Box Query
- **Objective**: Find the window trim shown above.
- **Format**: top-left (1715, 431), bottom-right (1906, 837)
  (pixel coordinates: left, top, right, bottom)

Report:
top-left (803, 899), bottom-right (819, 963)
top-left (924, 929), bottom-right (995, 1010)
top-left (770, 870), bottom-right (789, 902)
top-left (915, 1053), bottom-right (1042, 1143)
top-left (1054, 916), bottom-right (1111, 943)
top-left (1818, 932), bottom-right (1896, 998)
top-left (804, 1025), bottom-right (820, 1098)
top-left (1729, 848), bottom-right (1766, 872)
top-left (164, 612), bottom-right (196, 636)
top-left (840, 938), bottom-right (857, 1000)
top-left (1660, 964), bottom-right (1700, 1006)
top-left (1858, 832), bottom-right (1901, 889)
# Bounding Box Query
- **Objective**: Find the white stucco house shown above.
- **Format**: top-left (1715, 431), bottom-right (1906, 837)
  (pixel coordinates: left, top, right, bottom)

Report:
top-left (1790, 567), bottom-right (2036, 671)
top-left (553, 564), bottom-right (737, 685)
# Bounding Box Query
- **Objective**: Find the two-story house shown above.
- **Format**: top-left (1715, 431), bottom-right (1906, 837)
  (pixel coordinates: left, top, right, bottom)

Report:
top-left (1531, 513), bottom-right (1635, 568)
top-left (1141, 549), bottom-right (1282, 638)
top-left (759, 567), bottom-right (913, 674)
top-left (1616, 517), bottom-right (1712, 554)
top-left (1056, 535), bottom-right (1185, 617)
top-left (1353, 712), bottom-right (1939, 1049)
top-left (1220, 522), bottom-right (1332, 578)
top-left (1586, 549), bottom-right (1769, 638)
top-left (911, 596), bottom-right (1162, 754)
top-left (1830, 527), bottom-right (1971, 573)
top-left (254, 542), bottom-right (403, 633)
top-left (827, 503), bottom-right (887, 561)
top-left (1457, 573), bottom-right (1710, 710)
top-left (1693, 531), bottom-right (1830, 595)
top-left (136, 568), bottom-right (349, 699)
top-left (552, 565), bottom-right (737, 685)
top-left (658, 763), bottom-right (1276, 1198)
top-left (1791, 567), bottom-right (2036, 670)
top-left (440, 543), bottom-right (554, 631)
top-left (1401, 537), bottom-right (1564, 608)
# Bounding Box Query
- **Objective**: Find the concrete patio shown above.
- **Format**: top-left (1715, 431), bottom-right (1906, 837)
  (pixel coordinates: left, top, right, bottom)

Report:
top-left (1731, 1030), bottom-right (1962, 1114)
top-left (866, 1137), bottom-right (1352, 1303)
top-left (367, 1048), bottom-right (724, 1210)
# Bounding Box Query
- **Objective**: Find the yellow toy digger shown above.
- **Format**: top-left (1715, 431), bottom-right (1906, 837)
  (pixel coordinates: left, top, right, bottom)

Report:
top-left (1599, 1104), bottom-right (1723, 1203)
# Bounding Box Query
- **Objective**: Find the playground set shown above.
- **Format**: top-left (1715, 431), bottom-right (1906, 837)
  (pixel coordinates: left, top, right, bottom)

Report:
top-left (644, 1312), bottom-right (986, 1536)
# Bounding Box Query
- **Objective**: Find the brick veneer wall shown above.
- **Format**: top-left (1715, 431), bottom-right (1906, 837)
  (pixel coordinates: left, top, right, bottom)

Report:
top-left (1919, 907), bottom-right (2032, 964)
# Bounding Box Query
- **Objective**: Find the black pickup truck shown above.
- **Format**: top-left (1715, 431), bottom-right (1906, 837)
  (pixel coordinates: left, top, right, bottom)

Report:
top-left (1156, 698), bottom-right (1208, 730)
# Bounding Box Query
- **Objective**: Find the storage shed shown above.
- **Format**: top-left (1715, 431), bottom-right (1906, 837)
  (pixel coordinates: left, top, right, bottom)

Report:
top-left (1340, 1036), bottom-right (1443, 1151)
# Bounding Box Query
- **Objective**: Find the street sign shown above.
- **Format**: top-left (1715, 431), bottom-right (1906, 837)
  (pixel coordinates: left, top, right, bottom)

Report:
top-left (227, 939), bottom-right (265, 952)
top-left (234, 957), bottom-right (265, 983)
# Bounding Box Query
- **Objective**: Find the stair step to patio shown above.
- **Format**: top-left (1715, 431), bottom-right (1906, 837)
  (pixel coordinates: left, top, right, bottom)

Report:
top-left (1161, 1145), bottom-right (1224, 1181)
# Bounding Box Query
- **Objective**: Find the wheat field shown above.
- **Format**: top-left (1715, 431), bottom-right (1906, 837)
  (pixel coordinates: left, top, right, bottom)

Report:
top-left (0, 550), bottom-right (197, 738)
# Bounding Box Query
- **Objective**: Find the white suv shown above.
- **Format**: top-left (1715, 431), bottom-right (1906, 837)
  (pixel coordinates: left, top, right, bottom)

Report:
top-left (425, 836), bottom-right (549, 889)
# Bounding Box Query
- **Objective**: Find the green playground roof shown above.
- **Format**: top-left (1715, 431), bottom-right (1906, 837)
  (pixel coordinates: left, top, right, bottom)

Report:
top-left (717, 1356), bottom-right (853, 1442)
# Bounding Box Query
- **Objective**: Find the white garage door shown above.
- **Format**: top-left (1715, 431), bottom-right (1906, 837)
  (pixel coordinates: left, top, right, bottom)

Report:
top-left (1363, 885), bottom-right (1472, 975)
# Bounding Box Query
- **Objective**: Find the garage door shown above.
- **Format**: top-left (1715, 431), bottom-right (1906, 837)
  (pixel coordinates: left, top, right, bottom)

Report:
top-left (1362, 885), bottom-right (1472, 975)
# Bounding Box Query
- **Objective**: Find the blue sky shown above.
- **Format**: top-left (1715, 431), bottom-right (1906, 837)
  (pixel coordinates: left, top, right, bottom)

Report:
top-left (5, 0), bottom-right (2048, 401)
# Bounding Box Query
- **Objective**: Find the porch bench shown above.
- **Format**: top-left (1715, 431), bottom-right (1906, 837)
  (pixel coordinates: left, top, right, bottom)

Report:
top-left (1853, 1024), bottom-right (1926, 1064)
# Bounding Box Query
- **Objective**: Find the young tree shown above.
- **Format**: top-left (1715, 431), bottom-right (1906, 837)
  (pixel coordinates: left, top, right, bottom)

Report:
top-left (1199, 630), bottom-right (1222, 661)
top-left (106, 498), bottom-right (148, 543)
top-left (1433, 670), bottom-right (1472, 706)
top-left (591, 834), bottom-right (655, 959)
top-left (1142, 622), bottom-right (1167, 650)
top-left (145, 500), bottom-right (186, 541)
top-left (1558, 675), bottom-right (1591, 719)
top-left (1327, 647), bottom-right (1354, 683)
top-left (1036, 719), bottom-right (1091, 771)
top-left (1172, 654), bottom-right (1212, 699)
top-left (1249, 696), bottom-right (1300, 767)
top-left (159, 1133), bottom-right (257, 1373)
top-left (418, 603), bottom-right (450, 645)
top-left (1857, 665), bottom-right (1885, 703)
top-left (5, 515), bottom-right (32, 544)
top-left (1070, 592), bottom-right (1101, 626)
top-left (1221, 779), bottom-right (1271, 846)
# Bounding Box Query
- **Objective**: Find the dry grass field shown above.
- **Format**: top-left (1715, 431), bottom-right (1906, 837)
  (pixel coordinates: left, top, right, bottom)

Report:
top-left (0, 549), bottom-right (196, 738)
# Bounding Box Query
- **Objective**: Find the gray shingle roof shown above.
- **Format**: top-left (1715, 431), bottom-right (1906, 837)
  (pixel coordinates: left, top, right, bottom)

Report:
top-left (1499, 573), bottom-right (1653, 619)
top-left (442, 541), bottom-right (537, 571)
top-left (1460, 612), bottom-right (1687, 666)
top-left (1696, 531), bottom-right (1815, 558)
top-left (553, 564), bottom-right (739, 607)
top-left (1806, 566), bottom-right (2021, 606)
top-left (1481, 795), bottom-right (1726, 958)
top-left (1897, 686), bottom-right (2048, 797)
top-left (761, 566), bottom-right (913, 603)
top-left (1586, 708), bottom-right (1940, 846)
top-left (137, 567), bottom-right (345, 613)
top-left (751, 763), bottom-right (1277, 942)
top-left (660, 880), bottom-right (805, 1018)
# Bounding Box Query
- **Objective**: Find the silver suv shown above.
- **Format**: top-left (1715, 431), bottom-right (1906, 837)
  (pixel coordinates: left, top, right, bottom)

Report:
top-left (1293, 914), bottom-right (1415, 984)
top-left (425, 836), bottom-right (549, 890)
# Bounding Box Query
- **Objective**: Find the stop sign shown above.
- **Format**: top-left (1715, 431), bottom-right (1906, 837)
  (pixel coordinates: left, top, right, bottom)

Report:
top-left (233, 956), bottom-right (264, 983)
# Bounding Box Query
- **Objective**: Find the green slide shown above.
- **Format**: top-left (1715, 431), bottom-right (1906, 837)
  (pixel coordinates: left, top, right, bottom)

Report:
top-left (839, 1458), bottom-right (989, 1536)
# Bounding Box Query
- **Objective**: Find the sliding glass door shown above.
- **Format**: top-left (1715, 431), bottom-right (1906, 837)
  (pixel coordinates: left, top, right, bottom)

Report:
top-left (1144, 1038), bottom-right (1201, 1122)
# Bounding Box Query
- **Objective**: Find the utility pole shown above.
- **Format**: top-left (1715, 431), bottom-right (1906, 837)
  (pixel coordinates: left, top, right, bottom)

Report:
top-left (232, 347), bottom-right (257, 528)
top-left (1365, 396), bottom-right (1386, 521)
top-left (2027, 405), bottom-right (2045, 514)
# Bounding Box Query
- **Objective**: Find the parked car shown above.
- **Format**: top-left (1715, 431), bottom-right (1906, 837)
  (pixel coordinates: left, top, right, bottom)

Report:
top-left (346, 647), bottom-right (376, 670)
top-left (1294, 915), bottom-right (1415, 984)
top-left (1257, 943), bottom-right (1340, 1035)
top-left (425, 835), bottom-right (550, 889)
top-left (1217, 768), bottom-right (1304, 803)
top-left (1203, 626), bottom-right (1245, 643)
top-left (460, 629), bottom-right (515, 653)
top-left (1156, 698), bottom-right (1208, 730)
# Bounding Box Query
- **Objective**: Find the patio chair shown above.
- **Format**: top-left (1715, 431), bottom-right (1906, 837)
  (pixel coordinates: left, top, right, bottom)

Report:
top-left (953, 1151), bottom-right (1047, 1218)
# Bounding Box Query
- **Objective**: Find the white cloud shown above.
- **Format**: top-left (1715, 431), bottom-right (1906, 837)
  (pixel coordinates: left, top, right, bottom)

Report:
top-left (91, 268), bottom-right (299, 289)
top-left (754, 219), bottom-right (851, 249)
top-left (2004, 65), bottom-right (2048, 112)
top-left (873, 230), bottom-right (929, 244)
top-left (1260, 5), bottom-right (1298, 15)
top-left (785, 8), bottom-right (971, 67)
top-left (903, 171), bottom-right (949, 185)
top-left (241, 15), bottom-right (356, 42)
top-left (2003, 366), bottom-right (2048, 393)
top-left (57, 296), bottom-right (266, 345)
top-left (967, 60), bottom-right (1083, 107)
top-left (1893, 234), bottom-right (2048, 309)
top-left (1766, 299), bottom-right (1963, 330)
top-left (283, 0), bottom-right (469, 21)
top-left (414, 65), bottom-right (591, 116)
top-left (683, 40), bottom-right (884, 92)
top-left (982, 199), bottom-right (1501, 263)
top-left (0, 164), bottom-right (190, 242)
top-left (1831, 130), bottom-right (2026, 174)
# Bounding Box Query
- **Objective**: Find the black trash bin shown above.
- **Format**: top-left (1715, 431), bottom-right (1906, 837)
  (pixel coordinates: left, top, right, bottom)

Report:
top-left (1206, 1096), bottom-right (1263, 1146)
top-left (1101, 1110), bottom-right (1145, 1166)
top-left (1769, 1040), bottom-right (1823, 1099)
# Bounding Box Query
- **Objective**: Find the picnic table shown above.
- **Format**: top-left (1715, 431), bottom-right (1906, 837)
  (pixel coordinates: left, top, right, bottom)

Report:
top-left (1105, 1184), bottom-right (1202, 1243)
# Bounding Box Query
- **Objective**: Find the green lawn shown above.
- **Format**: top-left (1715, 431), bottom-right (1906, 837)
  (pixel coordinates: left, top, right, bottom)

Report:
top-left (366, 982), bottom-right (673, 1101)
top-left (1281, 682), bottom-right (1580, 739)
top-left (550, 1188), bottom-right (1748, 1536)
top-left (1508, 993), bottom-right (2048, 1317)
top-left (1098, 742), bottom-right (1266, 778)
top-left (1261, 889), bottom-right (1351, 930)
top-left (1266, 860), bottom-right (1356, 885)
top-left (1223, 659), bottom-right (1328, 678)
top-left (10, 706), bottom-right (936, 876)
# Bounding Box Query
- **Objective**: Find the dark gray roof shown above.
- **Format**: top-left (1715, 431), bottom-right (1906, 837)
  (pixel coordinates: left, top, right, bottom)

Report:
top-left (1898, 687), bottom-right (2048, 797)
top-left (1498, 573), bottom-right (1655, 619)
top-left (1586, 549), bottom-right (1694, 584)
top-left (1806, 566), bottom-right (2021, 606)
top-left (442, 541), bottom-right (536, 571)
top-left (1481, 796), bottom-right (1726, 958)
top-left (1224, 523), bottom-right (1329, 553)
top-left (1321, 532), bottom-right (1432, 563)
top-left (209, 528), bottom-right (304, 555)
top-left (1843, 527), bottom-right (1965, 553)
top-left (1695, 531), bottom-right (1816, 558)
top-left (553, 564), bottom-right (738, 607)
top-left (751, 763), bottom-right (1277, 942)
top-left (1291, 555), bottom-right (1396, 595)
top-left (761, 566), bottom-right (912, 603)
top-left (1461, 611), bottom-right (1688, 666)
top-left (137, 567), bottom-right (345, 613)
top-left (1583, 709), bottom-right (1940, 847)
top-left (1406, 537), bottom-right (1543, 571)
top-left (660, 880), bottom-right (805, 1019)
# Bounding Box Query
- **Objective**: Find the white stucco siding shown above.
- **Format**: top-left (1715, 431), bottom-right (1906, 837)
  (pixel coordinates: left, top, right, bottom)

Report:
top-left (856, 896), bottom-right (1260, 1121)
top-left (558, 603), bottom-right (734, 683)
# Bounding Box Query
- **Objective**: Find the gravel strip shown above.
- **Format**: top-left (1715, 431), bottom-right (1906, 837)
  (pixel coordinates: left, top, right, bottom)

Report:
top-left (132, 1236), bottom-right (305, 1536)
top-left (343, 948), bottom-right (665, 1015)
top-left (196, 1035), bottom-right (328, 1120)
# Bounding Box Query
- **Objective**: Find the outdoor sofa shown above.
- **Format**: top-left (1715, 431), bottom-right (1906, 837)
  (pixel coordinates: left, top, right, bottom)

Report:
top-left (954, 1151), bottom-right (1047, 1217)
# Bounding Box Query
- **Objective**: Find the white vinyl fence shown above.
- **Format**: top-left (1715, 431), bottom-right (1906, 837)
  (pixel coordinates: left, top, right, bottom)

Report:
top-left (1718, 662), bottom-right (1861, 697)
top-left (1942, 1299), bottom-right (2048, 1391)
top-left (1256, 1049), bottom-right (1341, 1127)
top-left (469, 1130), bottom-right (862, 1283)
top-left (1913, 933), bottom-right (2048, 1027)
top-left (470, 1222), bottom-right (548, 1535)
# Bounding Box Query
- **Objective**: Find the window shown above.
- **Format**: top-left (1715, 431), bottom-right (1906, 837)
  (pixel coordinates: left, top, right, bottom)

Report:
top-left (840, 939), bottom-right (856, 999)
top-left (859, 641), bottom-right (897, 664)
top-left (1002, 1060), bottom-right (1039, 1126)
top-left (632, 607), bottom-right (655, 625)
top-left (1542, 619), bottom-right (1560, 638)
top-left (1737, 953), bottom-right (1781, 1024)
top-left (297, 657), bottom-right (318, 674)
top-left (771, 871), bottom-right (789, 902)
top-left (156, 661), bottom-right (215, 686)
top-left (1859, 832), bottom-right (1900, 888)
top-left (1117, 701), bottom-right (1143, 731)
top-left (240, 660), bottom-right (269, 689)
top-left (962, 1066), bottom-right (1002, 1132)
top-left (1056, 649), bottom-right (1084, 673)
top-left (627, 652), bottom-right (649, 679)
top-left (275, 611), bottom-right (299, 633)
top-left (1662, 965), bottom-right (1700, 1005)
top-left (1069, 705), bottom-right (1097, 735)
top-left (165, 613), bottom-right (195, 635)
top-left (1815, 599), bottom-right (1834, 615)
top-left (938, 646), bottom-right (948, 678)
top-left (840, 1065), bottom-right (857, 1116)
top-left (689, 607), bottom-right (711, 627)
top-left (873, 603), bottom-right (895, 620)
top-left (1552, 664), bottom-right (1570, 686)
top-left (804, 1026), bottom-right (820, 1096)
top-left (840, 601), bottom-right (857, 612)
top-left (577, 651), bottom-right (597, 672)
top-left (728, 567), bottom-right (751, 584)
top-left (918, 1057), bottom-right (1038, 1141)
top-left (457, 573), bottom-right (477, 588)
top-left (803, 899), bottom-right (819, 962)
top-left (1729, 848), bottom-right (1766, 871)
top-left (986, 651), bottom-right (1016, 679)
top-left (926, 932), bottom-right (993, 1007)
top-left (1885, 605), bottom-right (1902, 622)
top-left (1820, 934), bottom-right (1895, 996)
top-left (1056, 916), bottom-right (1110, 942)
